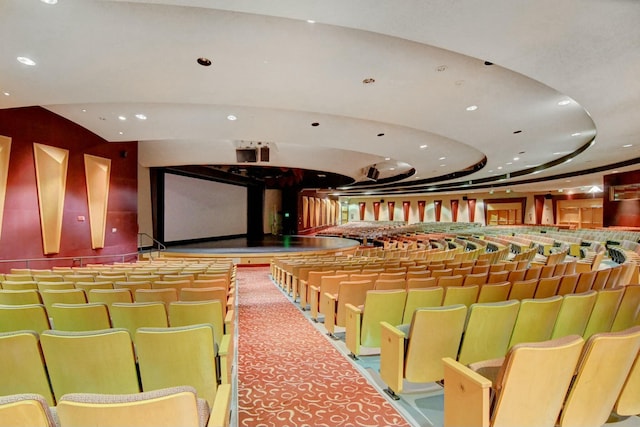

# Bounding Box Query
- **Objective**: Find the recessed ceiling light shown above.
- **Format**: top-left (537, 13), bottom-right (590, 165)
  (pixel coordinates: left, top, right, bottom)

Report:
top-left (227, 115), bottom-right (237, 121)
top-left (466, 105), bottom-right (478, 111)
top-left (119, 131), bottom-right (123, 135)
top-left (513, 157), bottom-right (520, 161)
top-left (506, 162), bottom-right (513, 165)
top-left (384, 157), bottom-right (390, 161)
top-left (81, 109), bottom-right (87, 112)
top-left (117, 115), bottom-right (126, 121)
top-left (557, 99), bottom-right (571, 106)
top-left (558, 189), bottom-right (564, 192)
top-left (488, 170), bottom-right (493, 173)
top-left (389, 167), bottom-right (395, 171)
top-left (3, 92), bottom-right (9, 96)
top-left (135, 114), bottom-right (147, 120)
top-left (506, 189), bottom-right (512, 193)
top-left (440, 164), bottom-right (446, 167)
top-left (623, 144), bottom-right (633, 148)
top-left (439, 157), bottom-right (446, 160)
top-left (40, 0), bottom-right (58, 4)
top-left (377, 133), bottom-right (385, 137)
top-left (306, 19), bottom-right (316, 23)
top-left (197, 57), bottom-right (212, 67)
top-left (311, 122), bottom-right (319, 127)
top-left (571, 132), bottom-right (581, 137)
top-left (497, 166), bottom-right (503, 170)
top-left (419, 144), bottom-right (428, 149)
top-left (17, 56), bottom-right (36, 66)
top-left (317, 173), bottom-right (326, 177)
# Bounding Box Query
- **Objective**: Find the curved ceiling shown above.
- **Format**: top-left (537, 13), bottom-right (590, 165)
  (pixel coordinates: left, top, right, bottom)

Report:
top-left (1, 0), bottom-right (639, 196)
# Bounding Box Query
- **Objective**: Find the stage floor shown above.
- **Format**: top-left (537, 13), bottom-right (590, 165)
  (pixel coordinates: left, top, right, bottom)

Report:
top-left (165, 235), bottom-right (360, 254)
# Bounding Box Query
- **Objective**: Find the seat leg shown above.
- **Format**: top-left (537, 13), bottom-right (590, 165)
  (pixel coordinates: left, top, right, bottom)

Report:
top-left (384, 388), bottom-right (400, 401)
top-left (349, 352), bottom-right (359, 360)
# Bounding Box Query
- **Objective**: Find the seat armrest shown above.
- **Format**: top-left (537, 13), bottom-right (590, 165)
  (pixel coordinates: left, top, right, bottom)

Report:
top-left (323, 292), bottom-right (338, 334)
top-left (380, 321), bottom-right (406, 394)
top-left (207, 384), bottom-right (232, 427)
top-left (345, 303), bottom-right (362, 356)
top-left (443, 357), bottom-right (492, 427)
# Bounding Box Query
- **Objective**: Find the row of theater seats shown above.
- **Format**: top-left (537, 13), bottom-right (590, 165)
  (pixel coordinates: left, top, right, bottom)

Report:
top-left (444, 326), bottom-right (640, 426)
top-left (0, 328), bottom-right (231, 427)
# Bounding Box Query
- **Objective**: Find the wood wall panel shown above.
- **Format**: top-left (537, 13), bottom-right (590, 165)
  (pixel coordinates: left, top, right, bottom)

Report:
top-left (0, 136), bottom-right (10, 239)
top-left (84, 154), bottom-right (111, 249)
top-left (33, 143), bottom-right (69, 254)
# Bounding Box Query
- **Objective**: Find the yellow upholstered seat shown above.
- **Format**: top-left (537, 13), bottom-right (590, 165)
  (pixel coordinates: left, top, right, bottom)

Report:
top-left (0, 289), bottom-right (41, 305)
top-left (507, 278), bottom-right (538, 300)
top-left (0, 331), bottom-right (55, 406)
top-left (40, 289), bottom-right (86, 312)
top-left (324, 279), bottom-right (375, 336)
top-left (508, 296), bottom-right (563, 348)
top-left (380, 304), bottom-right (467, 397)
top-left (556, 273), bottom-right (579, 296)
top-left (0, 304), bottom-right (50, 334)
top-left (135, 325), bottom-right (220, 408)
top-left (582, 287), bottom-right (625, 339)
top-left (574, 270), bottom-right (597, 293)
top-left (442, 285), bottom-right (479, 307)
top-left (49, 302), bottom-right (111, 331)
top-left (345, 290), bottom-right (407, 357)
top-left (134, 288), bottom-right (178, 308)
top-left (550, 290), bottom-right (597, 339)
top-left (40, 328), bottom-right (140, 401)
top-left (533, 276), bottom-right (561, 299)
top-left (443, 335), bottom-right (585, 427)
top-left (87, 288), bottom-right (133, 306)
top-left (401, 287), bottom-right (444, 323)
top-left (476, 282), bottom-right (511, 304)
top-left (0, 394), bottom-right (57, 427)
top-left (110, 302), bottom-right (168, 343)
top-left (614, 348), bottom-right (640, 417)
top-left (611, 285), bottom-right (640, 332)
top-left (457, 300), bottom-right (520, 365)
top-left (1, 281), bottom-right (38, 291)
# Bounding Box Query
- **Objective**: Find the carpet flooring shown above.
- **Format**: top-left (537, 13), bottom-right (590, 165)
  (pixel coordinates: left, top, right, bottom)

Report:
top-left (236, 266), bottom-right (410, 427)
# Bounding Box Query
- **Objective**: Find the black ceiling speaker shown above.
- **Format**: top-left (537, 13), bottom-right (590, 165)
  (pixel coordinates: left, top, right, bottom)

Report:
top-left (545, 193), bottom-right (553, 199)
top-left (462, 195), bottom-right (468, 200)
top-left (366, 166), bottom-right (380, 181)
top-left (236, 148), bottom-right (257, 163)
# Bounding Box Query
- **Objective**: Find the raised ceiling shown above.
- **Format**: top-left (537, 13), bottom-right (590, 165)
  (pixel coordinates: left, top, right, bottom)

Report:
top-left (1, 0), bottom-right (639, 196)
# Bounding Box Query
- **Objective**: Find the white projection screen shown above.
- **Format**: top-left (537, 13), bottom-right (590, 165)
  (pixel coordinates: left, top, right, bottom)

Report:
top-left (164, 173), bottom-right (247, 242)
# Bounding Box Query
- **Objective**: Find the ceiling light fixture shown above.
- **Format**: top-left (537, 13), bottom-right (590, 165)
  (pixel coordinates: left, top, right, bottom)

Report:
top-left (557, 99), bottom-right (571, 106)
top-left (571, 132), bottom-right (581, 137)
top-left (419, 144), bottom-right (428, 149)
top-left (513, 130), bottom-right (522, 134)
top-left (17, 56), bottom-right (36, 66)
top-left (135, 114), bottom-right (147, 120)
top-left (311, 122), bottom-right (319, 127)
top-left (513, 157), bottom-right (520, 161)
top-left (117, 115), bottom-right (126, 121)
top-left (377, 133), bottom-right (385, 137)
top-left (439, 157), bottom-right (446, 160)
top-left (589, 186), bottom-right (603, 193)
top-left (227, 115), bottom-right (237, 121)
top-left (40, 0), bottom-right (58, 4)
top-left (623, 144), bottom-right (633, 148)
top-left (384, 157), bottom-right (391, 161)
top-left (197, 57), bottom-right (212, 67)
top-left (466, 105), bottom-right (478, 111)
top-left (3, 92), bottom-right (9, 96)
top-left (306, 19), bottom-right (316, 23)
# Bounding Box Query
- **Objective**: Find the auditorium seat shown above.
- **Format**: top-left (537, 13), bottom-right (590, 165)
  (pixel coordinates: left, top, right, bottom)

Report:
top-left (487, 270), bottom-right (509, 284)
top-left (508, 296), bottom-right (563, 348)
top-left (62, 274), bottom-right (96, 283)
top-left (0, 289), bottom-right (41, 305)
top-left (48, 302), bottom-right (111, 331)
top-left (437, 274), bottom-right (464, 290)
top-left (604, 265), bottom-right (623, 289)
top-left (558, 326), bottom-right (640, 426)
top-left (614, 348), bottom-right (640, 417)
top-left (611, 285), bottom-right (640, 332)
top-left (402, 287), bottom-right (444, 323)
top-left (524, 266), bottom-right (542, 281)
top-left (87, 288), bottom-right (133, 306)
top-left (582, 287), bottom-right (625, 339)
top-left (134, 288), bottom-right (178, 309)
top-left (506, 269), bottom-right (527, 283)
top-left (476, 282), bottom-right (511, 304)
top-left (443, 335), bottom-right (584, 427)
top-left (40, 289), bottom-right (87, 312)
top-left (462, 272), bottom-right (488, 287)
top-left (1, 281), bottom-right (38, 291)
top-left (507, 279), bottom-right (537, 300)
top-left (36, 281), bottom-right (75, 291)
top-left (345, 290), bottom-right (407, 358)
top-left (298, 270), bottom-right (334, 312)
top-left (0, 331), bottom-right (55, 406)
top-left (324, 279), bottom-right (375, 337)
top-left (74, 281), bottom-right (114, 292)
top-left (573, 270), bottom-right (597, 293)
top-left (0, 394), bottom-right (57, 427)
top-left (40, 328), bottom-right (140, 401)
top-left (380, 304), bottom-right (467, 398)
top-left (556, 273), bottom-right (579, 296)
top-left (457, 300), bottom-right (520, 365)
top-left (310, 274), bottom-right (348, 322)
top-left (550, 290), bottom-right (597, 339)
top-left (110, 302), bottom-right (169, 343)
top-left (0, 304), bottom-right (50, 334)
top-left (533, 276), bottom-right (561, 299)
top-left (114, 281), bottom-right (152, 294)
top-left (373, 278), bottom-right (406, 291)
top-left (591, 268), bottom-right (610, 291)
top-left (406, 277), bottom-right (437, 289)
top-left (3, 274), bottom-right (34, 282)
top-left (56, 385), bottom-right (231, 427)
top-left (442, 285), bottom-right (479, 307)
top-left (135, 325), bottom-right (220, 408)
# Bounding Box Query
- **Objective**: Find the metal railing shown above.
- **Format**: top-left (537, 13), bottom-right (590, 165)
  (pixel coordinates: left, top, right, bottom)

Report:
top-left (138, 233), bottom-right (166, 259)
top-left (0, 252), bottom-right (140, 270)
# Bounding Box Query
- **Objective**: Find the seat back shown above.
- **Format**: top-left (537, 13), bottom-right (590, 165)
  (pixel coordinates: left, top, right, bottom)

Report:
top-left (168, 300), bottom-right (225, 347)
top-left (583, 287), bottom-right (625, 339)
top-left (559, 326), bottom-right (640, 426)
top-left (404, 304), bottom-right (467, 383)
top-left (406, 277), bottom-right (436, 289)
top-left (463, 272), bottom-right (488, 287)
top-left (487, 270), bottom-right (509, 284)
top-left (0, 304), bottom-right (50, 334)
top-left (0, 290), bottom-right (41, 305)
top-left (49, 303), bottom-right (111, 331)
top-left (359, 290), bottom-right (407, 348)
top-left (476, 282), bottom-right (511, 304)
top-left (508, 296), bottom-right (563, 348)
top-left (134, 288), bottom-right (178, 308)
top-left (574, 270), bottom-right (597, 294)
top-left (87, 288), bottom-right (133, 306)
top-left (110, 302), bottom-right (169, 343)
top-left (551, 290), bottom-right (597, 339)
top-left (556, 273), bottom-right (579, 296)
top-left (437, 274), bottom-right (464, 290)
top-left (491, 335), bottom-right (585, 427)
top-left (507, 269), bottom-right (527, 283)
top-left (615, 349), bottom-right (640, 416)
top-left (40, 289), bottom-right (86, 311)
top-left (402, 287), bottom-right (444, 323)
top-left (604, 265), bottom-right (623, 289)
top-left (611, 285), bottom-right (640, 332)
top-left (37, 281), bottom-right (75, 291)
top-left (334, 280), bottom-right (375, 327)
top-left (524, 267), bottom-right (542, 281)
top-left (592, 268), bottom-right (611, 291)
top-left (40, 329), bottom-right (140, 401)
top-left (373, 278), bottom-right (406, 291)
top-left (135, 325), bottom-right (219, 408)
top-left (1, 281), bottom-right (38, 291)
top-left (0, 394), bottom-right (57, 427)
top-left (457, 300), bottom-right (520, 365)
top-left (56, 386), bottom-right (208, 427)
top-left (508, 279), bottom-right (537, 300)
top-left (442, 285), bottom-right (479, 307)
top-left (533, 276), bottom-right (561, 299)
top-left (0, 332), bottom-right (55, 406)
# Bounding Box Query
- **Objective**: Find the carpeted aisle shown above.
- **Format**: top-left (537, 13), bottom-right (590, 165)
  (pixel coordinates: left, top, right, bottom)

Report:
top-left (236, 266), bottom-right (410, 427)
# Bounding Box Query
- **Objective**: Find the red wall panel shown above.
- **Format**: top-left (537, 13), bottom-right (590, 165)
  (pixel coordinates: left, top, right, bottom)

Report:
top-left (0, 107), bottom-right (138, 268)
top-left (603, 170), bottom-right (640, 227)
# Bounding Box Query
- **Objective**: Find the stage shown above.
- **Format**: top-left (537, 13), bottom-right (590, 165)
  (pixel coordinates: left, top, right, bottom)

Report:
top-left (162, 235), bottom-right (361, 264)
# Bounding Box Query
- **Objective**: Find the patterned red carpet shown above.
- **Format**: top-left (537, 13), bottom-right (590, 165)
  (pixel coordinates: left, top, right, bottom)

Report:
top-left (236, 266), bottom-right (411, 427)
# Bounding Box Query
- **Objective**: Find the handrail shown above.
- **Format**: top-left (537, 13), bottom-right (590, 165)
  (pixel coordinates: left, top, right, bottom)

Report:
top-left (0, 252), bottom-right (140, 270)
top-left (138, 233), bottom-right (166, 258)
